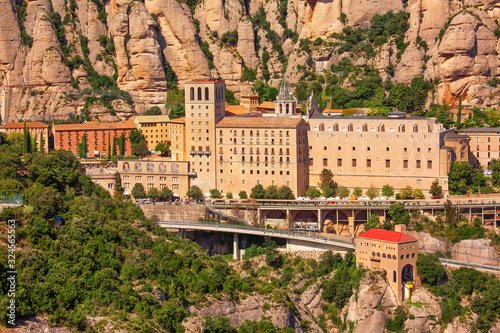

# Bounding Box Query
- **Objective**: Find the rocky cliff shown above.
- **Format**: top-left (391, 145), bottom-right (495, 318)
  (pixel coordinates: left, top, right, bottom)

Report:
top-left (2, 0), bottom-right (500, 122)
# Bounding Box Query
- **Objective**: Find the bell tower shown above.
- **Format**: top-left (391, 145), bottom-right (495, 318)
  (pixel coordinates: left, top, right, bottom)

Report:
top-left (274, 73), bottom-right (297, 117)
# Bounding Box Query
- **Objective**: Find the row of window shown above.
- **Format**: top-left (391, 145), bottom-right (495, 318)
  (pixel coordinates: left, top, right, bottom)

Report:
top-left (220, 155), bottom-right (291, 163)
top-left (322, 146), bottom-right (432, 153)
top-left (220, 178), bottom-right (291, 186)
top-left (143, 129), bottom-right (168, 133)
top-left (220, 169), bottom-right (291, 176)
top-left (222, 137), bottom-right (292, 145)
top-left (312, 158), bottom-right (433, 169)
top-left (312, 123), bottom-right (429, 133)
top-left (223, 147), bottom-right (292, 155)
top-left (188, 86), bottom-right (224, 102)
top-left (122, 183), bottom-right (179, 190)
top-left (224, 129), bottom-right (293, 137)
top-left (372, 252), bottom-right (416, 259)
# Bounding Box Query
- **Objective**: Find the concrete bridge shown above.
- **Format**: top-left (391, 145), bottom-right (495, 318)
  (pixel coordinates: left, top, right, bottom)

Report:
top-left (158, 221), bottom-right (355, 260)
top-left (208, 199), bottom-right (500, 236)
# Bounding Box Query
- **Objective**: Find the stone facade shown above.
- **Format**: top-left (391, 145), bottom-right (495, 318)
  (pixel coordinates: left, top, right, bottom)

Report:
top-left (118, 157), bottom-right (192, 198)
top-left (356, 225), bottom-right (419, 302)
top-left (0, 122), bottom-right (49, 152)
top-left (458, 127), bottom-right (500, 168)
top-left (132, 115), bottom-right (172, 152)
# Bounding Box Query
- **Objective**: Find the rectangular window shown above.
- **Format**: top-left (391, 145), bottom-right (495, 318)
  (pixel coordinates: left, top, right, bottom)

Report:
top-left (427, 160), bottom-right (432, 169)
top-left (386, 159), bottom-right (391, 168)
top-left (403, 160), bottom-right (408, 168)
top-left (352, 159), bottom-right (357, 167)
top-left (309, 158), bottom-right (313, 166)
top-left (416, 160), bottom-right (421, 168)
top-left (323, 158), bottom-right (328, 167)
top-left (366, 159), bottom-right (371, 167)
top-left (417, 179), bottom-right (422, 185)
top-left (337, 159), bottom-right (342, 167)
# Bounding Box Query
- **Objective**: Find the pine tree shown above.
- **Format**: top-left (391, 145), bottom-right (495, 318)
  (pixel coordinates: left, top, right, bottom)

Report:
top-left (112, 137), bottom-right (117, 156)
top-left (78, 135), bottom-right (86, 158)
top-left (23, 122), bottom-right (31, 154)
top-left (456, 96), bottom-right (462, 129)
top-left (119, 133), bottom-right (125, 156)
top-left (39, 132), bottom-right (44, 153)
top-left (108, 133), bottom-right (111, 159)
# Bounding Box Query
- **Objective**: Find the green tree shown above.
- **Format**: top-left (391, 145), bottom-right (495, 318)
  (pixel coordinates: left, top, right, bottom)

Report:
top-left (39, 132), bottom-right (44, 153)
top-left (117, 133), bottom-right (125, 156)
top-left (337, 186), bottom-right (350, 198)
top-left (353, 187), bottom-right (363, 197)
top-left (318, 168), bottom-right (334, 188)
top-left (129, 128), bottom-right (144, 144)
top-left (305, 187), bottom-right (321, 198)
top-left (168, 102), bottom-right (185, 119)
top-left (491, 159), bottom-right (500, 186)
top-left (388, 203), bottom-right (409, 224)
top-left (113, 172), bottom-right (124, 201)
top-left (364, 214), bottom-right (380, 231)
top-left (416, 254), bottom-right (447, 286)
top-left (159, 186), bottom-right (174, 200)
top-left (145, 106), bottom-right (162, 115)
top-left (186, 185), bottom-right (203, 199)
top-left (264, 185), bottom-right (279, 199)
top-left (131, 183), bottom-right (146, 199)
top-left (413, 189), bottom-right (424, 199)
top-left (210, 189), bottom-right (222, 199)
top-left (366, 185), bottom-right (379, 198)
top-left (23, 122), bottom-right (31, 154)
top-left (147, 187), bottom-right (159, 199)
top-left (429, 179), bottom-right (443, 198)
top-left (399, 185), bottom-right (414, 199)
top-left (78, 134), bottom-right (86, 158)
top-left (204, 315), bottom-right (236, 333)
top-left (31, 187), bottom-right (65, 219)
top-left (456, 96), bottom-right (462, 129)
top-left (448, 161), bottom-right (475, 194)
top-left (107, 132), bottom-right (112, 158)
top-left (444, 200), bottom-right (459, 228)
top-left (132, 141), bottom-right (149, 157)
top-left (155, 142), bottom-right (169, 156)
top-left (321, 186), bottom-right (335, 198)
top-left (238, 191), bottom-right (247, 199)
top-left (277, 185), bottom-right (294, 199)
top-left (250, 184), bottom-right (266, 199)
top-left (226, 192), bottom-right (233, 199)
top-left (225, 89), bottom-right (239, 105)
top-left (382, 184), bottom-right (395, 197)
top-left (0, 179), bottom-right (24, 195)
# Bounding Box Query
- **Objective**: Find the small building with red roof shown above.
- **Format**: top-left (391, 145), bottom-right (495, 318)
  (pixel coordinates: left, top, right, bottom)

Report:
top-left (356, 224), bottom-right (419, 302)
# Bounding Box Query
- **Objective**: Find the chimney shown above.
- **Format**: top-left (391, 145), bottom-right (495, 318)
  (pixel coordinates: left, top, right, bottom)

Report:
top-left (394, 224), bottom-right (407, 234)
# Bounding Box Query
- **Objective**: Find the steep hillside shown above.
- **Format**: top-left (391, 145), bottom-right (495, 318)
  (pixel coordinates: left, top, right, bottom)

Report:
top-left (2, 0), bottom-right (500, 122)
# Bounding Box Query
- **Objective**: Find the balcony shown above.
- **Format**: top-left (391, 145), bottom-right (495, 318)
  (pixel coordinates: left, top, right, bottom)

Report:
top-left (190, 151), bottom-right (196, 156)
top-left (203, 151), bottom-right (211, 156)
top-left (188, 172), bottom-right (197, 177)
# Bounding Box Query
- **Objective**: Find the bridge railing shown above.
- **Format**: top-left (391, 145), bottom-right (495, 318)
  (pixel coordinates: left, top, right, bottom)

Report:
top-left (158, 221), bottom-right (354, 245)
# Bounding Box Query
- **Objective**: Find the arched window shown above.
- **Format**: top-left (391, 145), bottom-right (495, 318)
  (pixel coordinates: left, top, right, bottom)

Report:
top-left (377, 252), bottom-right (380, 257)
top-left (135, 162), bottom-right (142, 171)
top-left (406, 254), bottom-right (410, 259)
top-left (400, 255), bottom-right (404, 260)
top-left (393, 271), bottom-right (396, 282)
top-left (362, 123), bottom-right (368, 132)
top-left (378, 123), bottom-right (385, 132)
top-left (286, 104), bottom-right (289, 114)
top-left (398, 124), bottom-right (405, 132)
top-left (319, 123), bottom-right (324, 131)
top-left (197, 87), bottom-right (202, 100)
top-left (382, 253), bottom-right (387, 258)
top-left (190, 87), bottom-right (194, 101)
top-left (123, 162), bottom-right (130, 171)
top-left (372, 251), bottom-right (375, 257)
top-left (348, 123), bottom-right (353, 131)
top-left (393, 255), bottom-right (396, 259)
top-left (333, 123), bottom-right (339, 131)
top-left (411, 253), bottom-right (415, 258)
top-left (147, 163), bottom-right (154, 172)
top-left (279, 104), bottom-right (283, 113)
top-left (205, 87), bottom-right (209, 101)
top-left (413, 124), bottom-right (418, 132)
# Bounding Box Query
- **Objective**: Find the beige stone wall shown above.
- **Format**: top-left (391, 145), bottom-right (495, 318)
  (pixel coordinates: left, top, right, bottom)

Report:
top-left (356, 238), bottom-right (419, 302)
top-left (118, 158), bottom-right (191, 198)
top-left (170, 121), bottom-right (186, 162)
top-left (459, 130), bottom-right (500, 168)
top-left (133, 115), bottom-right (172, 152)
top-left (215, 120), bottom-right (309, 198)
top-left (307, 117), bottom-right (449, 196)
top-left (185, 81), bottom-right (226, 195)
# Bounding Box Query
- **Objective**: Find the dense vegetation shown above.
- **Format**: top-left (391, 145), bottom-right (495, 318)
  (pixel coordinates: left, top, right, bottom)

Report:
top-left (417, 254), bottom-right (500, 332)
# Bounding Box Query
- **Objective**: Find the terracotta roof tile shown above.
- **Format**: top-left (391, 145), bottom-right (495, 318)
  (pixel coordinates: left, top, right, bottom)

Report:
top-left (357, 229), bottom-right (417, 243)
top-left (2, 122), bottom-right (49, 129)
top-left (217, 116), bottom-right (303, 128)
top-left (225, 105), bottom-right (249, 116)
top-left (258, 101), bottom-right (275, 109)
top-left (53, 120), bottom-right (135, 131)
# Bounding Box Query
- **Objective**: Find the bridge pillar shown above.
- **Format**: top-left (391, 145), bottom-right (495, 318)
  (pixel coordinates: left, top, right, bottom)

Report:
top-left (233, 233), bottom-right (240, 261)
top-left (348, 216), bottom-right (355, 237)
top-left (179, 229), bottom-right (184, 239)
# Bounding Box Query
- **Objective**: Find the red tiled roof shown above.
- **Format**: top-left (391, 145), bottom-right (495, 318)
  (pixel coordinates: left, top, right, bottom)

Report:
top-left (357, 229), bottom-right (417, 243)
top-left (53, 120), bottom-right (135, 131)
top-left (217, 116), bottom-right (303, 128)
top-left (3, 122), bottom-right (49, 129)
top-left (258, 101), bottom-right (275, 110)
top-left (225, 105), bottom-right (249, 116)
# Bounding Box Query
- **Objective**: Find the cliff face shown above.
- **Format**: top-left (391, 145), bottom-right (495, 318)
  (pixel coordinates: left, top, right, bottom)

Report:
top-left (2, 0), bottom-right (500, 122)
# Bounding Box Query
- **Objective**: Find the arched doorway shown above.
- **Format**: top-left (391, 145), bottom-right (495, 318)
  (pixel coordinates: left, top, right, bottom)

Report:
top-left (401, 264), bottom-right (415, 300)
top-left (323, 210), bottom-right (349, 235)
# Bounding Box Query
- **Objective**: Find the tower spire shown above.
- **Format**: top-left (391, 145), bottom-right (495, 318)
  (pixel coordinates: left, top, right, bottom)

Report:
top-left (277, 72), bottom-right (294, 101)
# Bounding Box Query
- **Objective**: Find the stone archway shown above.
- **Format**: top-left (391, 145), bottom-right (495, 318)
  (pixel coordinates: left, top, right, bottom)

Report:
top-left (354, 210), bottom-right (368, 235)
top-left (323, 210), bottom-right (349, 235)
top-left (292, 210), bottom-right (318, 228)
top-left (401, 264), bottom-right (415, 300)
